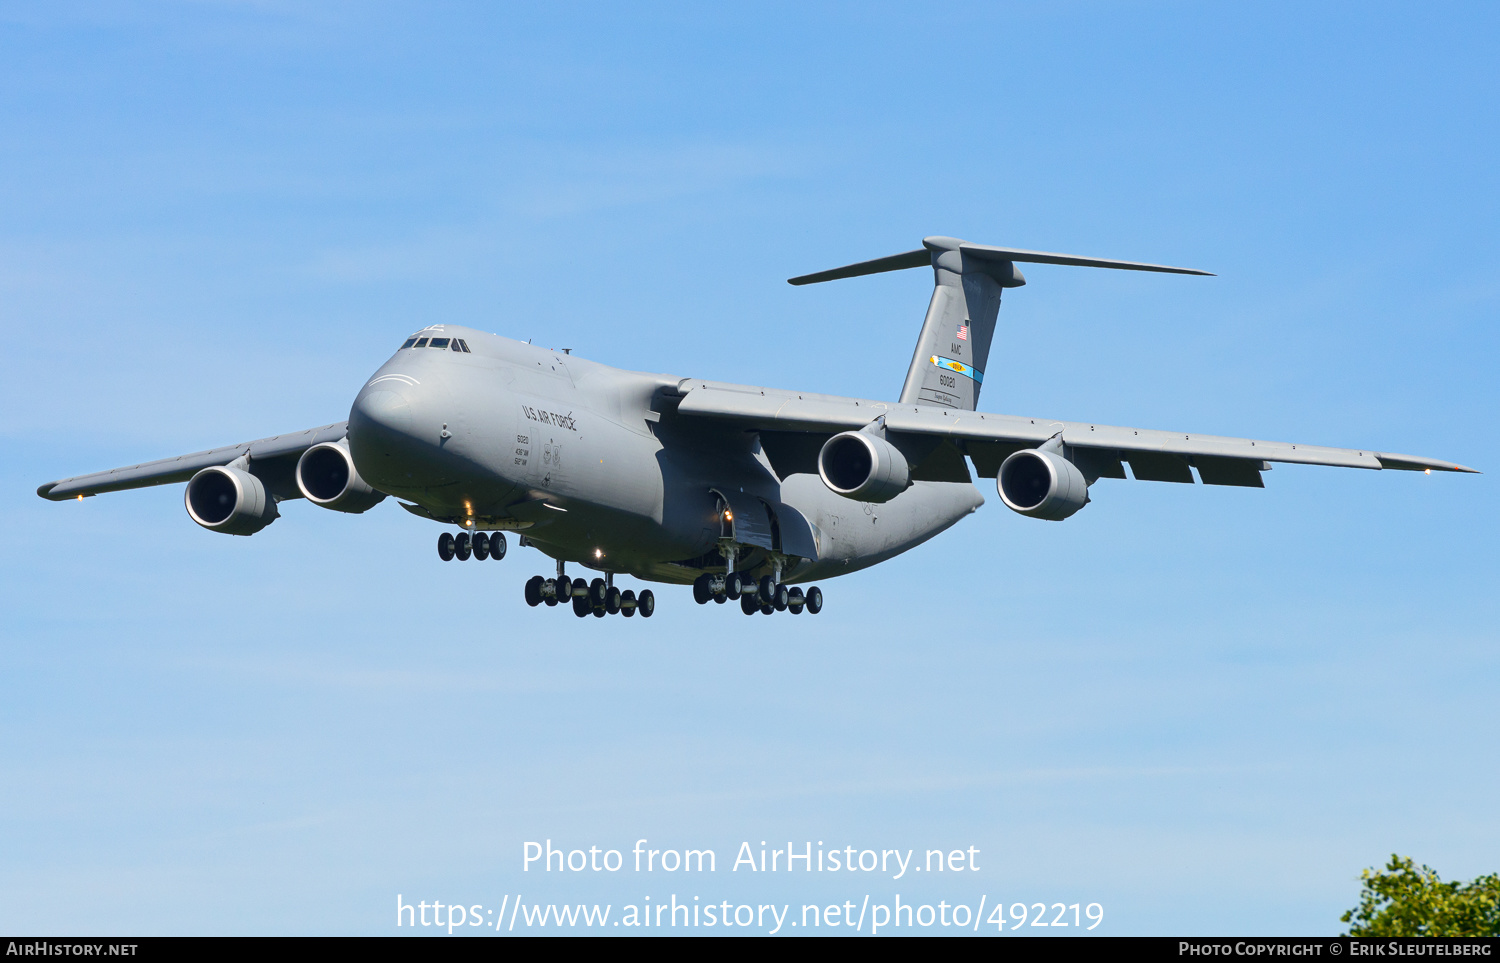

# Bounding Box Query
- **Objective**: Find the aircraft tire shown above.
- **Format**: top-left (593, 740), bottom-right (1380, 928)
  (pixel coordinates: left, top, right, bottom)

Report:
top-left (806, 586), bottom-right (823, 615)
top-left (724, 572), bottom-right (744, 600)
top-left (774, 584), bottom-right (789, 611)
top-left (759, 601), bottom-right (775, 615)
top-left (787, 586), bottom-right (804, 613)
top-left (471, 532), bottom-right (489, 560)
top-left (605, 586), bottom-right (622, 614)
top-left (758, 575), bottom-right (776, 605)
top-left (740, 593), bottom-right (758, 615)
top-left (589, 578), bottom-right (607, 606)
top-left (573, 594), bottom-right (590, 618)
top-left (437, 533), bottom-right (455, 561)
top-left (489, 533), bottom-right (506, 560)
top-left (692, 574), bottom-right (713, 604)
top-left (620, 589), bottom-right (636, 617)
top-left (572, 578), bottom-right (588, 602)
top-left (638, 590), bottom-right (655, 618)
top-left (524, 575), bottom-right (544, 607)
top-left (454, 532), bottom-right (472, 561)
top-left (713, 593), bottom-right (726, 604)
top-left (543, 578), bottom-right (559, 606)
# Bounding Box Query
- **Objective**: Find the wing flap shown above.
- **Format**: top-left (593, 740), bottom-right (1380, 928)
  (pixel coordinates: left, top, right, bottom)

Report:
top-left (1194, 455), bottom-right (1267, 488)
top-left (1125, 451), bottom-right (1195, 483)
top-left (37, 422), bottom-right (348, 500)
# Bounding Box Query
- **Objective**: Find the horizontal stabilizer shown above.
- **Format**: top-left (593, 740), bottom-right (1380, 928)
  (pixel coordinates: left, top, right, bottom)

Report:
top-left (788, 249), bottom-right (929, 285)
top-left (959, 242), bottom-right (1213, 276)
top-left (788, 236), bottom-right (1212, 285)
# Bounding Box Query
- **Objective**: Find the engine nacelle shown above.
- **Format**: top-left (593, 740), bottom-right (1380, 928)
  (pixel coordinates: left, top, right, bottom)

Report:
top-left (296, 440), bottom-right (386, 514)
top-left (817, 430), bottom-right (910, 503)
top-left (185, 465), bottom-right (279, 535)
top-left (997, 448), bottom-right (1089, 521)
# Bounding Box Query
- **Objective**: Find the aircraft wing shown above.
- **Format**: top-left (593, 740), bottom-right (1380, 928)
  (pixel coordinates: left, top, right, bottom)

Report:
top-left (37, 422), bottom-right (349, 500)
top-left (670, 380), bottom-right (1476, 484)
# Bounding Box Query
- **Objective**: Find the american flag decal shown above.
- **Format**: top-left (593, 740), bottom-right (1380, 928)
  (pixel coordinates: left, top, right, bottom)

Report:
top-left (956, 324), bottom-right (969, 341)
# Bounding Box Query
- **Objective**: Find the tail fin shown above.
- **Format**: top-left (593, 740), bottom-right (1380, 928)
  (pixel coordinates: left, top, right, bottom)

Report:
top-left (789, 236), bottom-right (1211, 411)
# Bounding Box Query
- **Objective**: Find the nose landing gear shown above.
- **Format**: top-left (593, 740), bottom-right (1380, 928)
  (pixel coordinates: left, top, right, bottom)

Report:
top-left (437, 530), bottom-right (506, 561)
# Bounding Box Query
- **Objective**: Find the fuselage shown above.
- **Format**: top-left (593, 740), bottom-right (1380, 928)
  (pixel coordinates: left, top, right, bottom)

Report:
top-left (347, 324), bottom-right (983, 586)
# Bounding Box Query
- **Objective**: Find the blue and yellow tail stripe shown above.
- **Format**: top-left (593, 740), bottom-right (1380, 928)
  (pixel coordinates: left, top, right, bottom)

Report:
top-left (930, 356), bottom-right (984, 384)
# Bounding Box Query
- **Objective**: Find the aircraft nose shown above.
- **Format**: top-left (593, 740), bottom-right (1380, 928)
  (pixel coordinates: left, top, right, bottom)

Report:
top-left (347, 382), bottom-right (424, 481)
top-left (351, 386), bottom-right (414, 440)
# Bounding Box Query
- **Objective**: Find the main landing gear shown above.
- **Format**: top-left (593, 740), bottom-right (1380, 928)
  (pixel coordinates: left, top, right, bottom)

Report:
top-left (523, 565), bottom-right (654, 619)
top-left (692, 573), bottom-right (823, 616)
top-left (437, 531), bottom-right (508, 562)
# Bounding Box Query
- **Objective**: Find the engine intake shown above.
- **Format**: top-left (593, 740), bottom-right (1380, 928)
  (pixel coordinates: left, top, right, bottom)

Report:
top-left (296, 440), bottom-right (386, 514)
top-left (997, 448), bottom-right (1089, 521)
top-left (185, 465), bottom-right (279, 535)
top-left (817, 430), bottom-right (910, 503)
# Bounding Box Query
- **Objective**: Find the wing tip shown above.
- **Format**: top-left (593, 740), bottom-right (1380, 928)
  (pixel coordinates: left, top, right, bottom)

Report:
top-left (1376, 453), bottom-right (1481, 474)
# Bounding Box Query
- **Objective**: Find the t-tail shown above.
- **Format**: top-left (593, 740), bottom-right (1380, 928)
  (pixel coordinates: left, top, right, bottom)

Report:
top-left (789, 236), bottom-right (1212, 411)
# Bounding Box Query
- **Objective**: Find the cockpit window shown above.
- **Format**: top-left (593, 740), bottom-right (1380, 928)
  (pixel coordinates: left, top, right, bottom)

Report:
top-left (459, 339), bottom-right (472, 352)
top-left (450, 339), bottom-right (463, 352)
top-left (413, 337), bottom-right (429, 348)
top-left (429, 337), bottom-right (451, 349)
top-left (401, 338), bottom-right (417, 349)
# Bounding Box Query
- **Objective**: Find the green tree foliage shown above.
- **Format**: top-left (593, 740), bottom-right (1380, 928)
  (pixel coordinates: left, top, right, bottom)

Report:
top-left (1341, 855), bottom-right (1500, 937)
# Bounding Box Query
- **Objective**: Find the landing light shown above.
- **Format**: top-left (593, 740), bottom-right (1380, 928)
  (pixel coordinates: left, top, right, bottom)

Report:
top-left (1425, 469), bottom-right (1432, 475)
top-left (594, 548), bottom-right (603, 559)
top-left (76, 495), bottom-right (84, 502)
top-left (724, 509), bottom-right (734, 521)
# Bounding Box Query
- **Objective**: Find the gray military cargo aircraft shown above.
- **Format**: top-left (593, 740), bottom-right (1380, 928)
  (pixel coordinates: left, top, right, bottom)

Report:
top-left (38, 236), bottom-right (1476, 619)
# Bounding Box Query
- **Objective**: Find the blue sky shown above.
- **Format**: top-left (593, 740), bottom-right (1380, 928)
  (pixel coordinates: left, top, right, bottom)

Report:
top-left (1, 1), bottom-right (1496, 936)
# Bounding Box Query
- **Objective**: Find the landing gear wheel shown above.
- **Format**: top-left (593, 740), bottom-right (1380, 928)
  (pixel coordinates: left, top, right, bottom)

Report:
top-left (787, 586), bottom-right (805, 613)
top-left (573, 594), bottom-right (590, 618)
top-left (760, 601), bottom-right (775, 615)
top-left (543, 578), bottom-right (560, 606)
top-left (713, 593), bottom-right (726, 604)
top-left (592, 604), bottom-right (606, 618)
top-left (725, 572), bottom-right (744, 600)
top-left (605, 586), bottom-right (622, 614)
top-left (437, 532), bottom-right (456, 561)
top-left (472, 532), bottom-right (490, 560)
top-left (524, 575), bottom-right (544, 607)
top-left (805, 586), bottom-right (823, 614)
top-left (489, 533), bottom-right (507, 560)
top-left (774, 584), bottom-right (789, 611)
top-left (589, 578), bottom-right (607, 607)
top-left (638, 590), bottom-right (655, 617)
top-left (572, 578), bottom-right (588, 603)
top-left (454, 532), bottom-right (472, 561)
top-left (692, 574), bottom-right (713, 605)
top-left (759, 575), bottom-right (777, 605)
top-left (741, 593), bottom-right (758, 615)
top-left (620, 589), bottom-right (637, 617)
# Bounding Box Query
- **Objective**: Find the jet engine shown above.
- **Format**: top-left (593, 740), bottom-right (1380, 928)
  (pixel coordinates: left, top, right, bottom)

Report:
top-left (817, 430), bottom-right (910, 503)
top-left (185, 465), bottom-right (279, 535)
top-left (997, 447), bottom-right (1089, 521)
top-left (296, 440), bottom-right (386, 514)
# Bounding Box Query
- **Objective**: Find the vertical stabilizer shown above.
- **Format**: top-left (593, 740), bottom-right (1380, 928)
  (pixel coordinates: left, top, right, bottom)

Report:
top-left (897, 237), bottom-right (1024, 410)
top-left (787, 236), bottom-right (1209, 411)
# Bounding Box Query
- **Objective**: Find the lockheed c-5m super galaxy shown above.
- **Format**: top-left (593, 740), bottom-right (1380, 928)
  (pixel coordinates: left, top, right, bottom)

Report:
top-left (37, 236), bottom-right (1477, 619)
